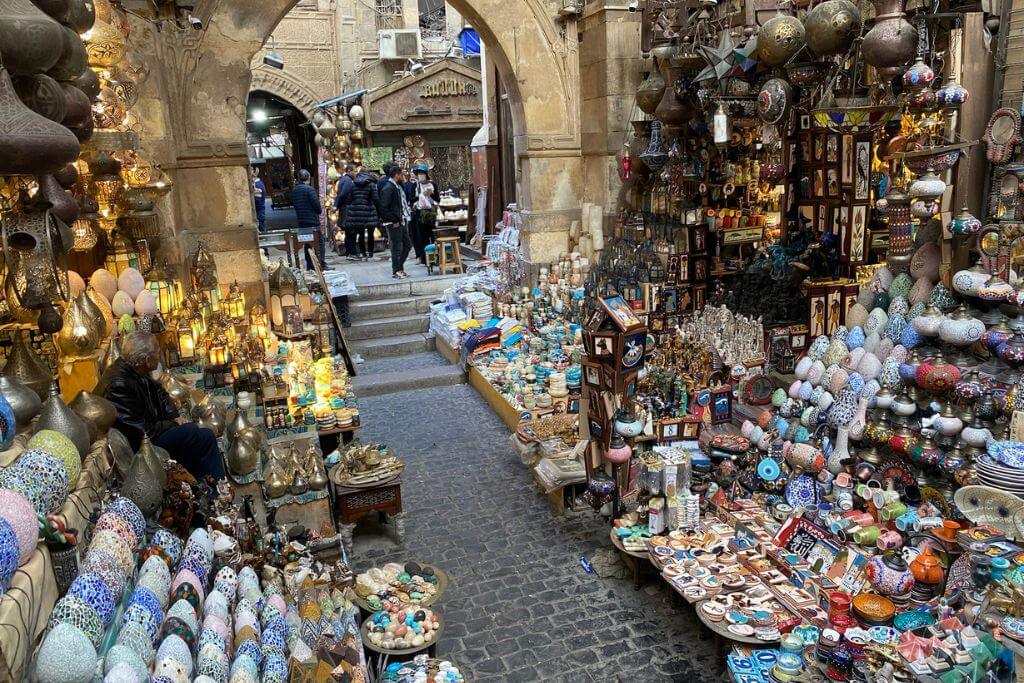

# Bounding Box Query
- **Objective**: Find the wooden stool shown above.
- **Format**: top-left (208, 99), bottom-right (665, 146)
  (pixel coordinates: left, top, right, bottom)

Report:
top-left (436, 236), bottom-right (463, 275)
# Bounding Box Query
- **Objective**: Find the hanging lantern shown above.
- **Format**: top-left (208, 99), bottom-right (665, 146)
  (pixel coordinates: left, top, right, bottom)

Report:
top-left (103, 231), bottom-right (140, 276)
top-left (145, 261), bottom-right (178, 316)
top-left (189, 305), bottom-right (206, 344)
top-left (117, 192), bottom-right (160, 239)
top-left (712, 103), bottom-right (730, 145)
top-left (226, 280), bottom-right (246, 321)
top-left (250, 304), bottom-right (270, 340)
top-left (71, 212), bottom-right (100, 252)
top-left (268, 260), bottom-right (298, 330)
top-left (88, 152), bottom-right (123, 217)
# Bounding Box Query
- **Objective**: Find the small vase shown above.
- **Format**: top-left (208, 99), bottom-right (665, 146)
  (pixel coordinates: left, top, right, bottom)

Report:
top-left (0, 375), bottom-right (41, 425)
top-left (826, 427), bottom-right (851, 474)
top-left (35, 381), bottom-right (89, 457)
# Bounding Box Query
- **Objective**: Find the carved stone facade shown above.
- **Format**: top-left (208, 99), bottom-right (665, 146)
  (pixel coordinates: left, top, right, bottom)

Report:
top-left (132, 0), bottom-right (639, 288)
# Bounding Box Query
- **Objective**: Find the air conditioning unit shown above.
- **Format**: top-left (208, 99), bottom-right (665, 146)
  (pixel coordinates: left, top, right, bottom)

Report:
top-left (378, 29), bottom-right (422, 60)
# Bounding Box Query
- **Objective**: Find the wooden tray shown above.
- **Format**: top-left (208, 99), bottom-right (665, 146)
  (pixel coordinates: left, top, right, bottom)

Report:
top-left (361, 609), bottom-right (444, 656)
top-left (352, 564), bottom-right (449, 613)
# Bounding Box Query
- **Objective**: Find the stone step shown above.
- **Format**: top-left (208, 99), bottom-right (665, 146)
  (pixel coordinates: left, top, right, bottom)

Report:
top-left (350, 333), bottom-right (435, 359)
top-left (352, 364), bottom-right (465, 397)
top-left (346, 313), bottom-right (429, 341)
top-left (349, 294), bottom-right (437, 321)
top-left (358, 277), bottom-right (457, 300)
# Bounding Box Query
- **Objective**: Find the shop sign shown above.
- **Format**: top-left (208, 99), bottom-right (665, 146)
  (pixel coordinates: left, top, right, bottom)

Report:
top-left (365, 60), bottom-right (483, 132)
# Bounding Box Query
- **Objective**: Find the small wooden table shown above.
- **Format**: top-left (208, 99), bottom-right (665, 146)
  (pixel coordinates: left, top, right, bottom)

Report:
top-left (609, 528), bottom-right (654, 590)
top-left (333, 475), bottom-right (404, 554)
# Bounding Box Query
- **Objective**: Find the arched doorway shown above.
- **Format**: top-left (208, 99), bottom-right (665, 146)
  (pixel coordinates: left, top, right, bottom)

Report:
top-left (161, 0), bottom-right (581, 289)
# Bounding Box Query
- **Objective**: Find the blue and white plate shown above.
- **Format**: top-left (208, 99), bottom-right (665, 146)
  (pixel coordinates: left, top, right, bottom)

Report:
top-left (988, 441), bottom-right (1024, 470)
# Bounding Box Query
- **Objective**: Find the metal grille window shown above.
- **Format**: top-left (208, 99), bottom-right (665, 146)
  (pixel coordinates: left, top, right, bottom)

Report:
top-left (376, 0), bottom-right (404, 29)
top-left (419, 0), bottom-right (447, 40)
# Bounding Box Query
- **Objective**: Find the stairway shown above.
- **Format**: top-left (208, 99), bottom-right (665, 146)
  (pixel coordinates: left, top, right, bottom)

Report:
top-left (346, 276), bottom-right (466, 397)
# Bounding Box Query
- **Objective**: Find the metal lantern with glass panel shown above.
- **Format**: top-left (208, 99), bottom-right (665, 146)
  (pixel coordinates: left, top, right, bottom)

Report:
top-left (88, 152), bottom-right (124, 219)
top-left (145, 260), bottom-right (179, 316)
top-left (190, 241), bottom-right (222, 313)
top-left (269, 260), bottom-right (299, 332)
top-left (226, 280), bottom-right (246, 322)
top-left (71, 197), bottom-right (101, 252)
top-left (250, 303), bottom-right (270, 340)
top-left (311, 294), bottom-right (333, 358)
top-left (104, 230), bottom-right (141, 276)
top-left (168, 311), bottom-right (197, 366)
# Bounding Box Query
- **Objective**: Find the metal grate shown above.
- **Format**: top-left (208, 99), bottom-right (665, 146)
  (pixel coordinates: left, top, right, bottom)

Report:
top-left (375, 0), bottom-right (403, 30)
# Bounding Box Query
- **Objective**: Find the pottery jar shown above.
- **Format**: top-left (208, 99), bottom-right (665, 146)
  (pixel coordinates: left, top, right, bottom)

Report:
top-left (977, 275), bottom-right (1014, 302)
top-left (865, 553), bottom-right (915, 595)
top-left (891, 391), bottom-right (917, 417)
top-left (997, 331), bottom-right (1024, 367)
top-left (787, 442), bottom-right (825, 473)
top-left (788, 380), bottom-right (803, 399)
top-left (960, 417), bottom-right (992, 448)
top-left (799, 382), bottom-right (814, 401)
top-left (873, 387), bottom-right (895, 411)
top-left (823, 339), bottom-right (849, 367)
top-left (952, 262), bottom-right (991, 297)
top-left (982, 321), bottom-right (1013, 352)
top-left (614, 407), bottom-right (644, 437)
top-left (910, 547), bottom-right (944, 584)
top-left (915, 352), bottom-right (961, 392)
top-left (908, 278), bottom-right (934, 307)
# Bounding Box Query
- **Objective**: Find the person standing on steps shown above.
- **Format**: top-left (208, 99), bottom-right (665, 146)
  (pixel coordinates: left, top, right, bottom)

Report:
top-left (253, 167), bottom-right (267, 233)
top-left (343, 167), bottom-right (381, 263)
top-left (290, 169), bottom-right (324, 270)
top-left (334, 163), bottom-right (360, 261)
top-left (410, 163), bottom-right (436, 264)
top-left (379, 164), bottom-right (412, 279)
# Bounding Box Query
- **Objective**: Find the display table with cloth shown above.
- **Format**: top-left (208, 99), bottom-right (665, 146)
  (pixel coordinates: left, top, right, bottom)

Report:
top-left (0, 434), bottom-right (111, 680)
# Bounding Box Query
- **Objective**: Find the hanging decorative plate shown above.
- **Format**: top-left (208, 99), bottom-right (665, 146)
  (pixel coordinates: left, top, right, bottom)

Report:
top-left (785, 474), bottom-right (821, 508)
top-left (757, 78), bottom-right (792, 125)
top-left (988, 441), bottom-right (1024, 470)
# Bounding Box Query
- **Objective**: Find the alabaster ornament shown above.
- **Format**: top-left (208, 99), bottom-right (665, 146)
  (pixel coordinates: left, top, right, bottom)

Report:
top-left (90, 268), bottom-right (117, 301)
top-left (35, 622), bottom-right (97, 683)
top-left (846, 303), bottom-right (869, 328)
top-left (111, 290), bottom-right (134, 317)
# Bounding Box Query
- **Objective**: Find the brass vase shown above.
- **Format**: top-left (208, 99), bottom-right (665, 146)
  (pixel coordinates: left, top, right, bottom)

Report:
top-left (36, 381), bottom-right (90, 457)
top-left (264, 450), bottom-right (289, 499)
top-left (2, 332), bottom-right (51, 399)
top-left (635, 58), bottom-right (665, 116)
top-left (307, 447), bottom-right (328, 490)
top-left (0, 375), bottom-right (41, 425)
top-left (0, 0), bottom-right (64, 75)
top-left (227, 431), bottom-right (260, 479)
top-left (226, 407), bottom-right (255, 443)
top-left (57, 295), bottom-right (100, 358)
top-left (69, 390), bottom-right (116, 435)
top-left (107, 427), bottom-right (133, 477)
top-left (862, 0), bottom-right (917, 80)
top-left (0, 68), bottom-right (79, 175)
top-left (121, 434), bottom-right (166, 518)
top-left (653, 52), bottom-right (693, 129)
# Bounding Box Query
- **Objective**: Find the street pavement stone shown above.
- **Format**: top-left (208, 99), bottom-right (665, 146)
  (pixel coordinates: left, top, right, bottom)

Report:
top-left (349, 382), bottom-right (723, 682)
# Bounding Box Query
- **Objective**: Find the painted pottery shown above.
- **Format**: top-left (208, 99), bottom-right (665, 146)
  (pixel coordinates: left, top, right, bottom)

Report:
top-left (865, 553), bottom-right (915, 595)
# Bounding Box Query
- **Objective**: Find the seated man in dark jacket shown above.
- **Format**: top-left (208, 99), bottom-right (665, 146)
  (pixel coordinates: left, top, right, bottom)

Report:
top-left (290, 169), bottom-right (324, 270)
top-left (96, 332), bottom-right (225, 482)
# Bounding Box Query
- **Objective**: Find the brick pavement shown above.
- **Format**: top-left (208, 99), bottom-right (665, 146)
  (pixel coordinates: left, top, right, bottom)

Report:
top-left (348, 383), bottom-right (724, 682)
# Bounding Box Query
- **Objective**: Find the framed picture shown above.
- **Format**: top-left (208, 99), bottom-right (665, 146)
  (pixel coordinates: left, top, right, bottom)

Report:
top-left (693, 285), bottom-right (706, 311)
top-left (800, 113), bottom-right (810, 130)
top-left (618, 329), bottom-right (648, 373)
top-left (585, 308), bottom-right (607, 331)
top-left (809, 286), bottom-right (827, 337)
top-left (814, 169), bottom-right (824, 197)
top-left (826, 287), bottom-right (843, 336)
top-left (582, 359), bottom-right (602, 388)
top-left (586, 415), bottom-right (609, 448)
top-left (681, 416), bottom-right (701, 439)
top-left (850, 204), bottom-right (867, 263)
top-left (814, 136), bottom-right (824, 162)
top-left (827, 168), bottom-right (839, 197)
top-left (817, 205), bottom-right (827, 233)
top-left (591, 331), bottom-right (618, 359)
top-left (855, 140), bottom-right (871, 200)
top-left (600, 294), bottom-right (645, 332)
top-left (678, 254), bottom-right (690, 282)
top-left (711, 386), bottom-right (733, 425)
top-left (843, 283), bottom-right (860, 323)
top-left (826, 135), bottom-right (838, 163)
top-left (658, 418), bottom-right (682, 442)
top-left (833, 206), bottom-right (848, 258)
top-left (842, 135), bottom-right (854, 185)
top-left (692, 225), bottom-right (707, 252)
top-left (692, 257), bottom-right (708, 281)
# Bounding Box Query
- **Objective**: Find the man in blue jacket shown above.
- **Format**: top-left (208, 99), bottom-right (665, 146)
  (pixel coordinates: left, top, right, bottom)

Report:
top-left (290, 169), bottom-right (323, 270)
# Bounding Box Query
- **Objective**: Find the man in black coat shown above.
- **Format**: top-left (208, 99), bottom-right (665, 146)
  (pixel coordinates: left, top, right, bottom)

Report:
top-left (379, 165), bottom-right (412, 278)
top-left (96, 332), bottom-right (225, 482)
top-left (334, 164), bottom-right (361, 261)
top-left (290, 169), bottom-right (324, 269)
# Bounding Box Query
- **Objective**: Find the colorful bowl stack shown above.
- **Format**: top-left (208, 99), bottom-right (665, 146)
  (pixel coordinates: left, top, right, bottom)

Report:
top-left (35, 496), bottom-right (145, 683)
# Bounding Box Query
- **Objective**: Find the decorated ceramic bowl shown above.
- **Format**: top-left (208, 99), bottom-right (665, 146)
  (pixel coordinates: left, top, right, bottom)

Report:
top-left (0, 488), bottom-right (39, 565)
top-left (49, 595), bottom-right (104, 647)
top-left (26, 430), bottom-right (82, 487)
top-left (68, 572), bottom-right (116, 626)
top-left (35, 623), bottom-right (97, 683)
top-left (988, 441), bottom-right (1024, 470)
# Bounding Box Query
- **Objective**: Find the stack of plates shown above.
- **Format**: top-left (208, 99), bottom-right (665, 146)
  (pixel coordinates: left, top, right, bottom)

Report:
top-left (975, 455), bottom-right (1024, 496)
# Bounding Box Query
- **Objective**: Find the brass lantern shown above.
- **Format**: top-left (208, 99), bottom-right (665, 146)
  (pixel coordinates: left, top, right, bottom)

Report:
top-left (208, 330), bottom-right (231, 367)
top-left (226, 280), bottom-right (246, 321)
top-left (268, 260), bottom-right (298, 330)
top-left (145, 261), bottom-right (178, 316)
top-left (89, 152), bottom-right (124, 217)
top-left (104, 230), bottom-right (140, 276)
top-left (250, 304), bottom-right (269, 340)
top-left (311, 295), bottom-right (332, 358)
top-left (191, 241), bottom-right (222, 313)
top-left (169, 313), bottom-right (196, 365)
top-left (71, 212), bottom-right (100, 252)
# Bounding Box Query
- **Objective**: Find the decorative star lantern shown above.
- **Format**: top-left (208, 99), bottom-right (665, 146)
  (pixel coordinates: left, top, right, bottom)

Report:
top-left (696, 31), bottom-right (738, 83)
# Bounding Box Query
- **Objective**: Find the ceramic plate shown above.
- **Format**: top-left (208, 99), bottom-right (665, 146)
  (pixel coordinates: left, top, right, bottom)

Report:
top-left (728, 624), bottom-right (755, 637)
top-left (868, 626), bottom-right (899, 644)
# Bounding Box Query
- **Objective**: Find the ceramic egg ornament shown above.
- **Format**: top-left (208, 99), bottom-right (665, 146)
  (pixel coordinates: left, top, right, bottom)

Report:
top-left (111, 291), bottom-right (135, 317)
top-left (90, 268), bottom-right (118, 301)
top-left (68, 271), bottom-right (86, 297)
top-left (35, 622), bottom-right (98, 683)
top-left (134, 289), bottom-right (157, 316)
top-left (117, 268), bottom-right (146, 299)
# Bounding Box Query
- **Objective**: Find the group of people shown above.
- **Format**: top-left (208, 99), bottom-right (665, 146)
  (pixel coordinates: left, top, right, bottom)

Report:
top-left (333, 162), bottom-right (437, 279)
top-left (252, 162), bottom-right (438, 280)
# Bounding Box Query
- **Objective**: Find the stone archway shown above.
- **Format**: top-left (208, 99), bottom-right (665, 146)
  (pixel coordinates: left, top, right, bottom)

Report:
top-left (150, 0), bottom-right (582, 292)
top-left (249, 68), bottom-right (324, 122)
